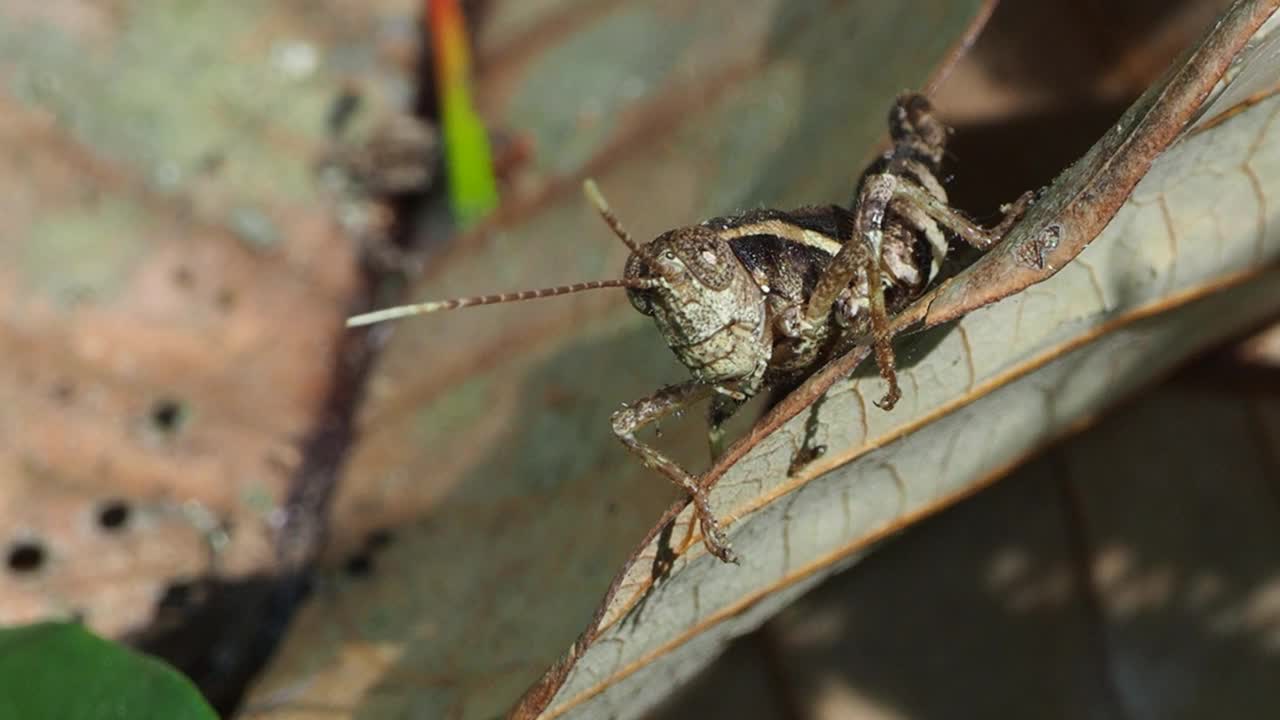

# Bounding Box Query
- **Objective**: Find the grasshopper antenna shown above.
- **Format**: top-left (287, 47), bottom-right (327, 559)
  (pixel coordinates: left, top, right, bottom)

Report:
top-left (346, 180), bottom-right (670, 328)
top-left (582, 179), bottom-right (679, 282)
top-left (347, 278), bottom-right (661, 327)
top-left (583, 179), bottom-right (644, 256)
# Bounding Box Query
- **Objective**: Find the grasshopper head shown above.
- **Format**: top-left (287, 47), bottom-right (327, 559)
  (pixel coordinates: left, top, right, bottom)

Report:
top-left (581, 180), bottom-right (767, 384)
top-left (624, 225), bottom-right (767, 383)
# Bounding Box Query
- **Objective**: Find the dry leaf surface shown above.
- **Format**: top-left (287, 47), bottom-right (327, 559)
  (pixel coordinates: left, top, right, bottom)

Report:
top-left (0, 0), bottom-right (418, 636)
top-left (656, 379), bottom-right (1280, 719)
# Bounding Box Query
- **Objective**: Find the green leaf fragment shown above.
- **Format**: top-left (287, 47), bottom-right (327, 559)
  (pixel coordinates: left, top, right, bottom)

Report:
top-left (0, 622), bottom-right (217, 720)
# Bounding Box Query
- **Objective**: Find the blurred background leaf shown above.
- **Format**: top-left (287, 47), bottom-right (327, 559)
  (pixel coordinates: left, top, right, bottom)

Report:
top-left (0, 0), bottom-right (421, 711)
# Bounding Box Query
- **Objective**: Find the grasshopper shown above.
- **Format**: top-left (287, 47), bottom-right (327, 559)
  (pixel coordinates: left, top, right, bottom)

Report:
top-left (348, 93), bottom-right (1032, 564)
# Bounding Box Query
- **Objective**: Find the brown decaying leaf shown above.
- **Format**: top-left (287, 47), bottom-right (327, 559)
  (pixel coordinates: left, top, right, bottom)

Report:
top-left (0, 1), bottom-right (417, 636)
top-left (514, 1), bottom-right (1280, 716)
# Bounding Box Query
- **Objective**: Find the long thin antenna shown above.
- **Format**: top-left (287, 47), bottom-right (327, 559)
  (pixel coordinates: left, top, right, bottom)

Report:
top-left (347, 181), bottom-right (669, 329)
top-left (583, 179), bottom-right (645, 256)
top-left (346, 278), bottom-right (659, 327)
top-left (581, 179), bottom-right (681, 285)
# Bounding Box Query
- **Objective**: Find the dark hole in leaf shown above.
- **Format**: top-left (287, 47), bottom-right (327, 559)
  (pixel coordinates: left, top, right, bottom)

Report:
top-left (173, 266), bottom-right (195, 289)
top-left (215, 288), bottom-right (236, 312)
top-left (344, 553), bottom-right (374, 578)
top-left (51, 381), bottom-right (76, 404)
top-left (196, 150), bottom-right (225, 175)
top-left (364, 528), bottom-right (394, 551)
top-left (328, 88), bottom-right (362, 135)
top-left (7, 540), bottom-right (45, 573)
top-left (150, 398), bottom-right (187, 434)
top-left (158, 581), bottom-right (195, 612)
top-left (97, 500), bottom-right (131, 532)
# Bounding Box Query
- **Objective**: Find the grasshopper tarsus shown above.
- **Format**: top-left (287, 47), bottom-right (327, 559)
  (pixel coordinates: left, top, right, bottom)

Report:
top-left (873, 386), bottom-right (902, 412)
top-left (348, 92), bottom-right (1030, 564)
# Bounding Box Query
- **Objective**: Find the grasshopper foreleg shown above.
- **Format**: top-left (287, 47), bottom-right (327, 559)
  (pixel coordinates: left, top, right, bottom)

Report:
top-left (612, 382), bottom-right (739, 563)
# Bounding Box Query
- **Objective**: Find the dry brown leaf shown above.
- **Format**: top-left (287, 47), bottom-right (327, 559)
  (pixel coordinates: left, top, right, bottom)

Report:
top-left (0, 0), bottom-right (418, 636)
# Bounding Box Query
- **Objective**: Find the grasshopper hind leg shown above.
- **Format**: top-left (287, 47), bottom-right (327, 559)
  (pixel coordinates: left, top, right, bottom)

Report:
top-left (805, 174), bottom-right (904, 410)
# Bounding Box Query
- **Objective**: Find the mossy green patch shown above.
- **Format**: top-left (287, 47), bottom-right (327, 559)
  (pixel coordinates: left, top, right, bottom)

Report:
top-left (414, 374), bottom-right (495, 449)
top-left (22, 197), bottom-right (148, 305)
